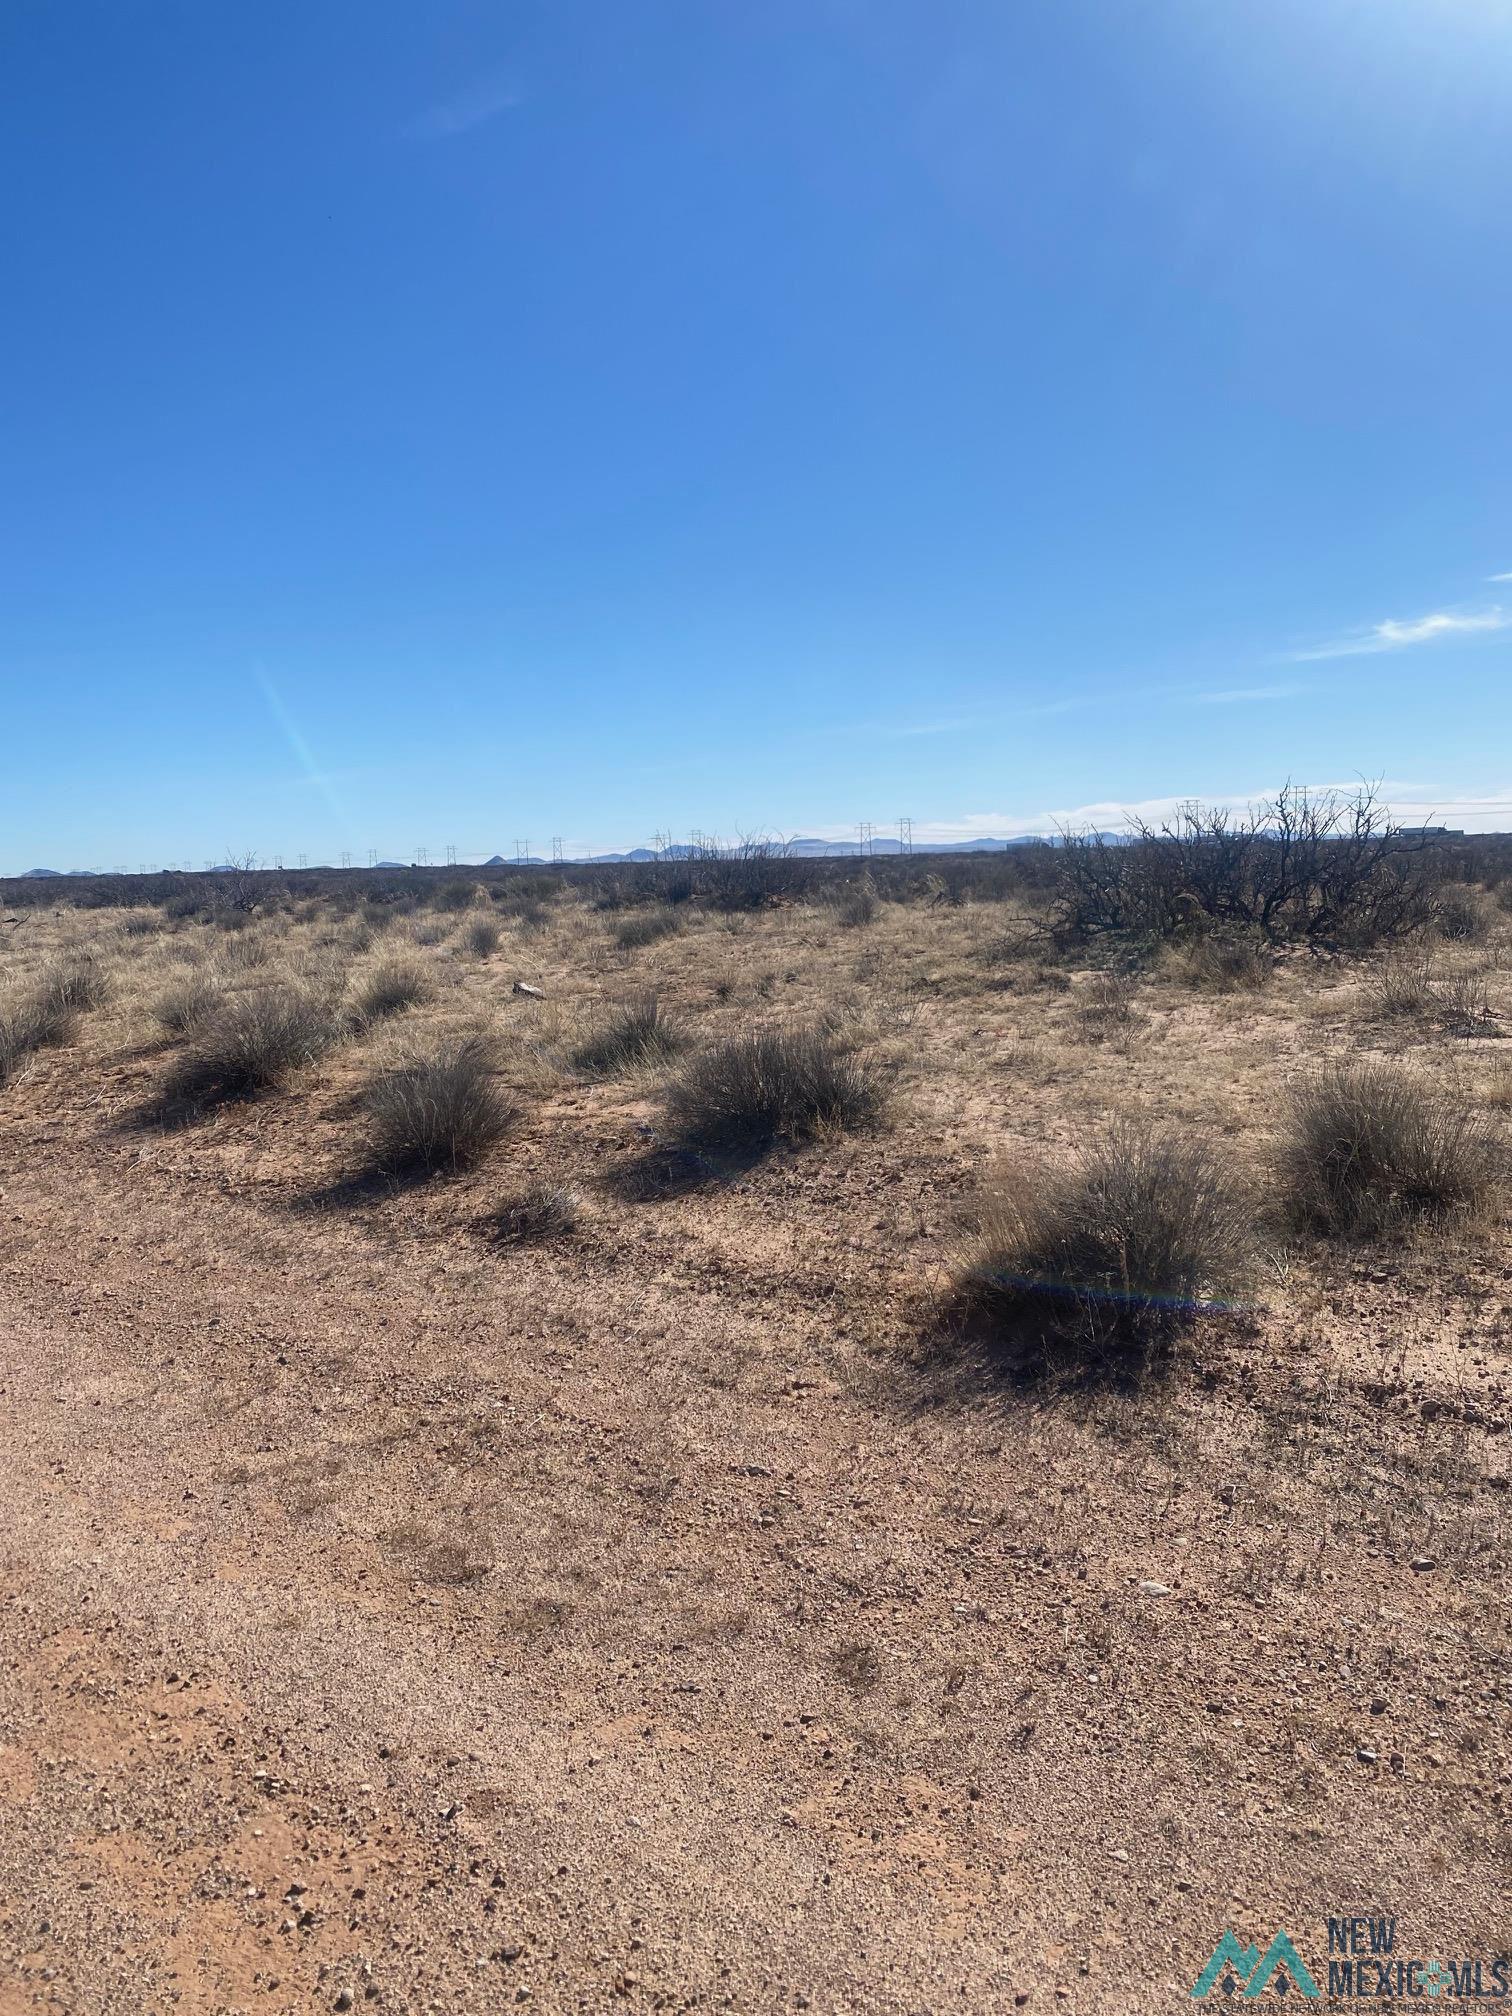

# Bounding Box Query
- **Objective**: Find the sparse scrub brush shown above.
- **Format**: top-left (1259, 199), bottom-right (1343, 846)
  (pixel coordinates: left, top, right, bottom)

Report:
top-left (663, 1023), bottom-right (886, 1147)
top-left (363, 1037), bottom-right (514, 1174)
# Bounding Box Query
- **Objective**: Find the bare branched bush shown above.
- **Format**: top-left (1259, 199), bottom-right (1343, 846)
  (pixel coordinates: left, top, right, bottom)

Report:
top-left (491, 1181), bottom-right (581, 1243)
top-left (350, 958), bottom-right (433, 1027)
top-left (663, 1024), bottom-right (886, 1146)
top-left (1056, 785), bottom-right (1435, 949)
top-left (363, 1037), bottom-right (515, 1174)
top-left (958, 1122), bottom-right (1253, 1354)
top-left (614, 907), bottom-right (682, 952)
top-left (1282, 1061), bottom-right (1499, 1235)
top-left (157, 984), bottom-right (337, 1116)
top-left (571, 994), bottom-right (686, 1079)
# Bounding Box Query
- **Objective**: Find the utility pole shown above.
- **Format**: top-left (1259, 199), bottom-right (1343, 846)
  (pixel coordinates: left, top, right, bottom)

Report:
top-left (898, 816), bottom-right (913, 855)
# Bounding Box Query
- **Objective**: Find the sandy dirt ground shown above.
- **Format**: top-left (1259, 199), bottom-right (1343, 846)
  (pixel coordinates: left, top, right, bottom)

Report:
top-left (1, 892), bottom-right (1507, 2013)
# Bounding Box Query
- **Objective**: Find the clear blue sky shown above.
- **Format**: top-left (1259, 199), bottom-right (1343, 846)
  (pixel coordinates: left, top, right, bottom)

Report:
top-left (4, 0), bottom-right (1511, 869)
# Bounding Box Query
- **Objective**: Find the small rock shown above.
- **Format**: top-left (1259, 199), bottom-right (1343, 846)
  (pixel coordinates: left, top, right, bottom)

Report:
top-left (1356, 1747), bottom-right (1378, 1764)
top-left (1138, 1581), bottom-right (1171, 1597)
top-left (1369, 1698), bottom-right (1387, 1715)
top-left (512, 982), bottom-right (544, 999)
top-left (1410, 1557), bottom-right (1438, 1572)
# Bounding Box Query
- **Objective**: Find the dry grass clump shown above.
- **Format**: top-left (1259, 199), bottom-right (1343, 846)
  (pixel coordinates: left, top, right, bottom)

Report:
top-left (350, 957), bottom-right (434, 1027)
top-left (1074, 971), bottom-right (1142, 1042)
top-left (151, 970), bottom-right (222, 1038)
top-left (38, 958), bottom-right (111, 1015)
top-left (958, 1122), bottom-right (1253, 1355)
top-left (571, 994), bottom-right (686, 1079)
top-left (157, 984), bottom-right (337, 1117)
top-left (1369, 953), bottom-right (1439, 1021)
top-left (1432, 884), bottom-right (1493, 943)
top-left (490, 1181), bottom-right (581, 1244)
top-left (0, 990), bottom-right (78, 1087)
top-left (830, 877), bottom-right (878, 928)
top-left (663, 1023), bottom-right (886, 1147)
top-left (1166, 932), bottom-right (1273, 992)
top-left (614, 907), bottom-right (682, 952)
top-left (1281, 1060), bottom-right (1500, 1236)
top-left (465, 916), bottom-right (501, 958)
top-left (362, 1037), bottom-right (515, 1174)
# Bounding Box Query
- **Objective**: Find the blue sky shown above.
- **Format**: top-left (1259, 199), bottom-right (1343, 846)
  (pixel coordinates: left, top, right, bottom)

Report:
top-left (3, 0), bottom-right (1511, 869)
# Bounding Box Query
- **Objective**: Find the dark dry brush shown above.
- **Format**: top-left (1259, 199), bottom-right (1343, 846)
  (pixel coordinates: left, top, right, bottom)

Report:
top-left (0, 990), bottom-right (79, 1088)
top-left (156, 984), bottom-right (337, 1119)
top-left (957, 1121), bottom-right (1254, 1359)
top-left (362, 1037), bottom-right (515, 1175)
top-left (662, 1024), bottom-right (887, 1147)
top-left (1281, 1060), bottom-right (1500, 1236)
top-left (571, 994), bottom-right (686, 1079)
top-left (490, 1181), bottom-right (581, 1244)
top-left (152, 971), bottom-right (222, 1037)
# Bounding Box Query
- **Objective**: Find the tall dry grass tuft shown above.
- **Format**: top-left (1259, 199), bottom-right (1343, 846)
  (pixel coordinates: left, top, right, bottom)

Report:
top-left (1281, 1061), bottom-right (1500, 1236)
top-left (957, 1121), bottom-right (1253, 1357)
top-left (571, 994), bottom-right (686, 1079)
top-left (663, 1024), bottom-right (886, 1146)
top-left (156, 984), bottom-right (337, 1118)
top-left (362, 1037), bottom-right (515, 1174)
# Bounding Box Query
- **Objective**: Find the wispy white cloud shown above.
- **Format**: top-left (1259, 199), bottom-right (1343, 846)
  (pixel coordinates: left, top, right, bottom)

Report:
top-left (1290, 606), bottom-right (1508, 662)
top-left (1489, 571), bottom-right (1512, 583)
top-left (409, 72), bottom-right (519, 139)
top-left (1193, 683), bottom-right (1303, 705)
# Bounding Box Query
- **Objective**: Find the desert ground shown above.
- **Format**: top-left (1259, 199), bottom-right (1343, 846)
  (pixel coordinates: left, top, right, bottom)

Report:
top-left (1, 864), bottom-right (1507, 2013)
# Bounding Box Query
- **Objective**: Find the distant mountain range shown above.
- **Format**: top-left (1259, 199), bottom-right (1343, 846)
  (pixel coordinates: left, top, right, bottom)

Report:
top-left (15, 833), bottom-right (1115, 878)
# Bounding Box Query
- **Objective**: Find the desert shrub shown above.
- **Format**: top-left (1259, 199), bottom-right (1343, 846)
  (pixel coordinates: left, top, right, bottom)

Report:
top-left (491, 1181), bottom-right (581, 1243)
top-left (158, 984), bottom-right (337, 1115)
top-left (466, 917), bottom-right (501, 958)
top-left (152, 971), bottom-right (222, 1038)
top-left (614, 907), bottom-right (682, 952)
top-left (1075, 971), bottom-right (1141, 1042)
top-left (1282, 1061), bottom-right (1499, 1235)
top-left (1369, 954), bottom-right (1439, 1021)
top-left (433, 879), bottom-right (480, 913)
top-left (958, 1122), bottom-right (1252, 1353)
top-left (571, 994), bottom-right (686, 1079)
top-left (663, 1024), bottom-right (886, 1147)
top-left (362, 1037), bottom-right (514, 1174)
top-left (0, 990), bottom-right (79, 1087)
top-left (351, 958), bottom-right (433, 1027)
top-left (1432, 884), bottom-right (1492, 943)
top-left (831, 877), bottom-right (878, 928)
top-left (38, 959), bottom-right (111, 1015)
top-left (1056, 785), bottom-right (1435, 949)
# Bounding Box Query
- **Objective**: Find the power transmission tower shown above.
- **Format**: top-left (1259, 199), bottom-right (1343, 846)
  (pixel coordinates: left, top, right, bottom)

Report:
top-left (515, 838), bottom-right (530, 865)
top-left (297, 853), bottom-right (307, 870)
top-left (416, 846), bottom-right (430, 866)
top-left (551, 838), bottom-right (564, 865)
top-left (367, 849), bottom-right (377, 867)
top-left (273, 856), bottom-right (283, 870)
top-left (898, 816), bottom-right (913, 855)
top-left (857, 821), bottom-right (874, 857)
top-left (445, 844), bottom-right (457, 866)
top-left (340, 850), bottom-right (352, 869)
